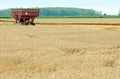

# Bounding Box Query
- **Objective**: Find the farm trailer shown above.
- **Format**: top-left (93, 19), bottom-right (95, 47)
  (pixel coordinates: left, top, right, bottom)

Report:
top-left (12, 8), bottom-right (39, 25)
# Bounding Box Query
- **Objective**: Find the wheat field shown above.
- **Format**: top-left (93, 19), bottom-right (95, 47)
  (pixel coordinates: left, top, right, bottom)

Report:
top-left (0, 18), bottom-right (120, 79)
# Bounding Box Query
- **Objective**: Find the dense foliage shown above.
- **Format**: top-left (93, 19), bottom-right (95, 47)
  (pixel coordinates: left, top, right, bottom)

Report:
top-left (0, 7), bottom-right (102, 17)
top-left (40, 8), bottom-right (102, 16)
top-left (0, 9), bottom-right (12, 17)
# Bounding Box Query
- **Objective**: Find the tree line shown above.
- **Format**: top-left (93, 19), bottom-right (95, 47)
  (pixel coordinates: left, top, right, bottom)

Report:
top-left (0, 7), bottom-right (103, 17)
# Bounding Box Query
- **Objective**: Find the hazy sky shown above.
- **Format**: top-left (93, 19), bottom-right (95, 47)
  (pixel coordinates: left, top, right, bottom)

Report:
top-left (0, 0), bottom-right (119, 15)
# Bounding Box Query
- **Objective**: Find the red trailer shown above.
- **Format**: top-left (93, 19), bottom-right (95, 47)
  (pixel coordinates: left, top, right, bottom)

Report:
top-left (12, 8), bottom-right (39, 25)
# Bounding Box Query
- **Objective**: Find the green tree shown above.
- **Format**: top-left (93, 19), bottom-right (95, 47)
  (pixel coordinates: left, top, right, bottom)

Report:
top-left (0, 7), bottom-right (102, 17)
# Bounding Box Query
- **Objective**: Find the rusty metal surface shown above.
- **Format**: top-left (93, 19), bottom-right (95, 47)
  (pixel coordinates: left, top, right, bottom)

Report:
top-left (12, 8), bottom-right (39, 24)
top-left (12, 8), bottom-right (39, 12)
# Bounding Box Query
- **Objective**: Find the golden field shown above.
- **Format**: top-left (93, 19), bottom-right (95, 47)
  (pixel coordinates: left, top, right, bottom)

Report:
top-left (0, 18), bottom-right (120, 79)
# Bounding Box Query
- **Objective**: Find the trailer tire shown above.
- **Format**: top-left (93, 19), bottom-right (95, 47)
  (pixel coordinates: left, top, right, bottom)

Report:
top-left (21, 22), bottom-right (25, 25)
top-left (31, 23), bottom-right (35, 25)
top-left (25, 22), bottom-right (29, 25)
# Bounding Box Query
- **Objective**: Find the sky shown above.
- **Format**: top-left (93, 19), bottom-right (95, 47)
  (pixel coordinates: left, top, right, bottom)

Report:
top-left (0, 0), bottom-right (119, 15)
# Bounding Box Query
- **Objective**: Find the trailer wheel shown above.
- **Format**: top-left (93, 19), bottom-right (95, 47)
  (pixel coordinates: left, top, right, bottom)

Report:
top-left (25, 22), bottom-right (29, 25)
top-left (21, 22), bottom-right (25, 25)
top-left (31, 23), bottom-right (35, 25)
top-left (16, 20), bottom-right (19, 23)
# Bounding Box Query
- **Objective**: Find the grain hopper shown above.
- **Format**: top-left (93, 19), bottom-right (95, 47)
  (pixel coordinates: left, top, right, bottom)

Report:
top-left (12, 8), bottom-right (39, 25)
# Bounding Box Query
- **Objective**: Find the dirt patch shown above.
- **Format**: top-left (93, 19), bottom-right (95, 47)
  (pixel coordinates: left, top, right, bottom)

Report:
top-left (61, 48), bottom-right (86, 55)
top-left (102, 60), bottom-right (116, 67)
top-left (103, 27), bottom-right (119, 31)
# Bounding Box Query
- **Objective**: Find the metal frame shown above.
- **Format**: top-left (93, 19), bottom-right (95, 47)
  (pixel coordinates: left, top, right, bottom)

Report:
top-left (12, 8), bottom-right (39, 25)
